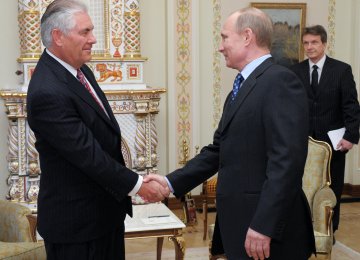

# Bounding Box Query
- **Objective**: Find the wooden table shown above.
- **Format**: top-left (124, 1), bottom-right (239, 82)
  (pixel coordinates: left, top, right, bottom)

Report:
top-left (125, 203), bottom-right (186, 260)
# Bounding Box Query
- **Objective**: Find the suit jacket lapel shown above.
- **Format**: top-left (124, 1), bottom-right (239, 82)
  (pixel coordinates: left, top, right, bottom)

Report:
top-left (296, 60), bottom-right (314, 98)
top-left (42, 52), bottom-right (120, 135)
top-left (315, 56), bottom-right (331, 98)
top-left (222, 58), bottom-right (273, 130)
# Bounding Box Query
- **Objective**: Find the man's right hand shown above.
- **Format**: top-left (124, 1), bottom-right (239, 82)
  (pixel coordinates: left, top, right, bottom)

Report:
top-left (143, 174), bottom-right (169, 189)
top-left (137, 178), bottom-right (170, 203)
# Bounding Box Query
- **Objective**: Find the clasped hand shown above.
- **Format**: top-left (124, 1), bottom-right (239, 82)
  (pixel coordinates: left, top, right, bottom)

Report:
top-left (137, 174), bottom-right (170, 203)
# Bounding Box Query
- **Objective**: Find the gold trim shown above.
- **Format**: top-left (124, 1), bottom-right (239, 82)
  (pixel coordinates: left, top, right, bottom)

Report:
top-left (123, 54), bottom-right (142, 58)
top-left (327, 0), bottom-right (336, 56)
top-left (308, 136), bottom-right (333, 186)
top-left (124, 11), bottom-right (140, 17)
top-left (90, 56), bottom-right (148, 61)
top-left (104, 0), bottom-right (110, 57)
top-left (105, 89), bottom-right (166, 95)
top-left (17, 56), bottom-right (148, 63)
top-left (212, 0), bottom-right (221, 128)
top-left (0, 92), bottom-right (27, 98)
top-left (0, 89), bottom-right (166, 99)
top-left (17, 9), bottom-right (39, 17)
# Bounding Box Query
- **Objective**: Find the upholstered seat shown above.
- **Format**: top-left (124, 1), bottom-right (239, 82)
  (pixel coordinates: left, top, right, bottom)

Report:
top-left (302, 137), bottom-right (337, 258)
top-left (0, 200), bottom-right (45, 260)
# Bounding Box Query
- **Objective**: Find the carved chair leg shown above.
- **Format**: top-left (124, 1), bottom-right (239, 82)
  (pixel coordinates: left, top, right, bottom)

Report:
top-left (203, 199), bottom-right (208, 240)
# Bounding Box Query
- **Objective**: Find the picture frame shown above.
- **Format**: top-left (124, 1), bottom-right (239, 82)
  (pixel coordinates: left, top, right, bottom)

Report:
top-left (251, 2), bottom-right (307, 67)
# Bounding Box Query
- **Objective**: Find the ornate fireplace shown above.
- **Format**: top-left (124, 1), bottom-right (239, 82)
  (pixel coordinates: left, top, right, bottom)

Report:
top-left (0, 0), bottom-right (165, 208)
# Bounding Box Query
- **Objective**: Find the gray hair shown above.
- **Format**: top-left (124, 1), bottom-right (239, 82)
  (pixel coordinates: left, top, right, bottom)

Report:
top-left (41, 0), bottom-right (88, 48)
top-left (234, 7), bottom-right (273, 49)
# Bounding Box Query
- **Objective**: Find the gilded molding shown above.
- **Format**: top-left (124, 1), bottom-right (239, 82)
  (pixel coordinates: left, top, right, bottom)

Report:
top-left (169, 235), bottom-right (186, 259)
top-left (150, 114), bottom-right (158, 168)
top-left (175, 0), bottom-right (192, 166)
top-left (18, 10), bottom-right (41, 58)
top-left (19, 119), bottom-right (27, 177)
top-left (212, 0), bottom-right (222, 128)
top-left (0, 89), bottom-right (165, 98)
top-left (327, 0), bottom-right (336, 57)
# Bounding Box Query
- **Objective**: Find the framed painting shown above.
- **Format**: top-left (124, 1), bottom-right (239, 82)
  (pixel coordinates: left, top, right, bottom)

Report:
top-left (251, 2), bottom-right (307, 67)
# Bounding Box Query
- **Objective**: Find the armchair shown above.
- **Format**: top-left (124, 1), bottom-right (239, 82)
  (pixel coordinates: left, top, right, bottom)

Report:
top-left (202, 176), bottom-right (218, 240)
top-left (0, 200), bottom-right (45, 259)
top-left (302, 137), bottom-right (337, 258)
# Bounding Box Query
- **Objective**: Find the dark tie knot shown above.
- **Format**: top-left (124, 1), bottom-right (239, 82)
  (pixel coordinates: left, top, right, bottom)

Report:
top-left (312, 65), bottom-right (318, 71)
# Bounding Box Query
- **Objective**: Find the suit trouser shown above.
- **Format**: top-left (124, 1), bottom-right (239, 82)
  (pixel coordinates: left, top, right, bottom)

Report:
top-left (44, 225), bottom-right (125, 260)
top-left (329, 151), bottom-right (346, 232)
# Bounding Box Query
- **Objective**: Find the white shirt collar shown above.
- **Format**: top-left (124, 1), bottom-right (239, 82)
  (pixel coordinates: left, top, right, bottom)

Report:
top-left (240, 54), bottom-right (272, 80)
top-left (309, 54), bottom-right (326, 71)
top-left (46, 49), bottom-right (78, 78)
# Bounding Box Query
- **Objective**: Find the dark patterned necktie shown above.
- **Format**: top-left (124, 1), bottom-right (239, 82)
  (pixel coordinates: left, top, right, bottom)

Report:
top-left (77, 69), bottom-right (105, 111)
top-left (311, 65), bottom-right (318, 92)
top-left (231, 73), bottom-right (244, 102)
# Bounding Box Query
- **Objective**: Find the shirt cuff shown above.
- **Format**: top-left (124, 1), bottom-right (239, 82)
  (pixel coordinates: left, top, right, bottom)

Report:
top-left (165, 177), bottom-right (174, 193)
top-left (128, 175), bottom-right (143, 196)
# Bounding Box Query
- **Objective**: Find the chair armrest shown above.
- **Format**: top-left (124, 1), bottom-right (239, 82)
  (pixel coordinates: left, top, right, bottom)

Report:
top-left (312, 186), bottom-right (336, 235)
top-left (26, 214), bottom-right (38, 242)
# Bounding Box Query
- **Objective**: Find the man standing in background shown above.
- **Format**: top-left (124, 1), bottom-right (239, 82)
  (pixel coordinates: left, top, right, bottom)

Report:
top-left (291, 25), bottom-right (360, 237)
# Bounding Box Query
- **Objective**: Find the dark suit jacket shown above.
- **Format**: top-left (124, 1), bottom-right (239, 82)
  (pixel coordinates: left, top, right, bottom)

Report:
top-left (291, 56), bottom-right (360, 146)
top-left (27, 51), bottom-right (139, 243)
top-left (167, 58), bottom-right (315, 259)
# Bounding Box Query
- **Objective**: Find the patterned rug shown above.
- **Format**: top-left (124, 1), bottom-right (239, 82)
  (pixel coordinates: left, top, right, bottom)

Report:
top-left (126, 242), bottom-right (360, 260)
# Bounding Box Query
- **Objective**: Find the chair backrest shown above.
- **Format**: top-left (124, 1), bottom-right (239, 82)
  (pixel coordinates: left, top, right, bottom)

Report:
top-left (0, 200), bottom-right (33, 242)
top-left (203, 177), bottom-right (218, 198)
top-left (302, 137), bottom-right (332, 213)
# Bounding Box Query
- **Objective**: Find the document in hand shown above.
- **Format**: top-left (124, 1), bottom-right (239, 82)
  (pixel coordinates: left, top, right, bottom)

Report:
top-left (327, 127), bottom-right (345, 150)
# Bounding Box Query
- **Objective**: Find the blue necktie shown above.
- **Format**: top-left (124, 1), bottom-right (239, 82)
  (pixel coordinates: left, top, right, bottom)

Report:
top-left (231, 73), bottom-right (244, 102)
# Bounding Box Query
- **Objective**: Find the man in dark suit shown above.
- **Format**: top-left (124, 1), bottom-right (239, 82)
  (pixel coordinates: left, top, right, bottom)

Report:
top-left (291, 25), bottom-right (360, 235)
top-left (27, 1), bottom-right (168, 259)
top-left (146, 7), bottom-right (315, 259)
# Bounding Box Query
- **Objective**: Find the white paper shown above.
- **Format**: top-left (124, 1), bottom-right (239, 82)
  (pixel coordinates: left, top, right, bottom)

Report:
top-left (327, 127), bottom-right (345, 150)
top-left (141, 216), bottom-right (177, 225)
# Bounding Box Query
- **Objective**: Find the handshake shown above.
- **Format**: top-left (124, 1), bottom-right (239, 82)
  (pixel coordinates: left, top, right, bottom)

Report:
top-left (137, 174), bottom-right (171, 203)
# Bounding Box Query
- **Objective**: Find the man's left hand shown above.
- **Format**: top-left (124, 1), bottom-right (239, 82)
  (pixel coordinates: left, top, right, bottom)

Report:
top-left (245, 227), bottom-right (271, 260)
top-left (337, 138), bottom-right (353, 152)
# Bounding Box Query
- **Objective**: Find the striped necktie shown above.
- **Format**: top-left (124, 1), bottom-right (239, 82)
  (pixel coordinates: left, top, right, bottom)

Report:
top-left (76, 69), bottom-right (105, 111)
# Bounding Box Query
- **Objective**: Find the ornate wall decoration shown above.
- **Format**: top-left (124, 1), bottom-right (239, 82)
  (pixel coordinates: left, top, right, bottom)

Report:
top-left (175, 0), bottom-right (192, 165)
top-left (110, 0), bottom-right (124, 58)
top-left (4, 0), bottom-right (165, 206)
top-left (17, 0), bottom-right (146, 91)
top-left (327, 0), bottom-right (336, 57)
top-left (0, 89), bottom-right (165, 205)
top-left (124, 0), bottom-right (141, 57)
top-left (18, 0), bottom-right (41, 59)
top-left (212, 0), bottom-right (222, 128)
